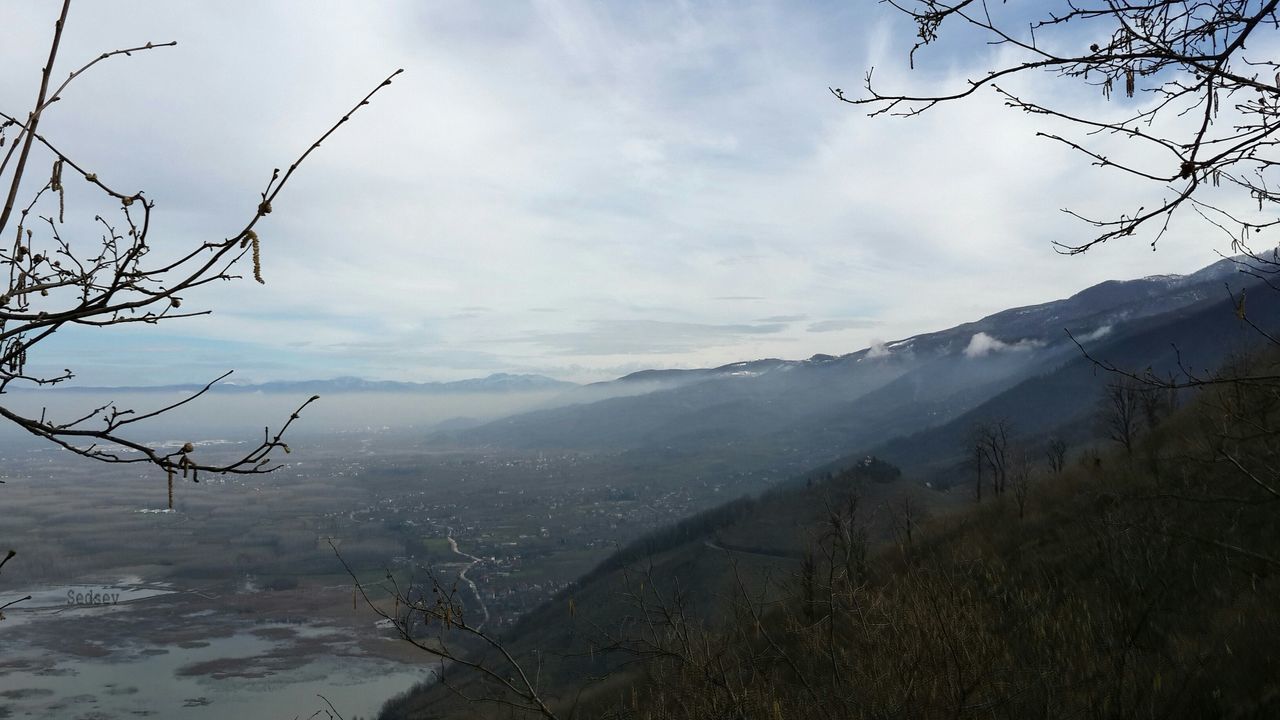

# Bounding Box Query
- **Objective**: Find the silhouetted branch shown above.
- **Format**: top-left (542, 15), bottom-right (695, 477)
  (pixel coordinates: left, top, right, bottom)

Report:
top-left (0, 2), bottom-right (402, 501)
top-left (842, 1), bottom-right (1280, 255)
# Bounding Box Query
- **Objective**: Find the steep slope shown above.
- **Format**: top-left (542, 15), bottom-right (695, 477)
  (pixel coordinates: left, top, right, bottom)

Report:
top-left (867, 271), bottom-right (1279, 482)
top-left (377, 262), bottom-right (1277, 720)
top-left (582, 377), bottom-right (1280, 719)
top-left (376, 458), bottom-right (937, 720)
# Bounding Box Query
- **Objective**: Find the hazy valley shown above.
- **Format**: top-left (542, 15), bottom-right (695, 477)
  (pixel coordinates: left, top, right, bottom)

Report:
top-left (4, 257), bottom-right (1276, 718)
top-left (5, 3), bottom-right (1280, 718)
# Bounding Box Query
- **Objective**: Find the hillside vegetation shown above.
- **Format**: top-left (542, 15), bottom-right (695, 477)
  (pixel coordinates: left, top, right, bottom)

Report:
top-left (375, 262), bottom-right (1280, 720)
top-left (380, 339), bottom-right (1280, 719)
top-left (590, 352), bottom-right (1280, 719)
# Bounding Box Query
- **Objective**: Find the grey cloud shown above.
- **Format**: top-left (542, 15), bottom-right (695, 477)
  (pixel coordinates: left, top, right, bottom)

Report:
top-left (806, 318), bottom-right (882, 333)
top-left (321, 342), bottom-right (508, 370)
top-left (522, 319), bottom-right (787, 355)
top-left (716, 254), bottom-right (766, 266)
top-left (502, 360), bottom-right (662, 382)
top-left (1, 2), bottom-right (1223, 386)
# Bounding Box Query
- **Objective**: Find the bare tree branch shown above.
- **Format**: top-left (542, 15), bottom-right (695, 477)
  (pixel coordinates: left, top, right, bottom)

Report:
top-left (0, 1), bottom-right (402, 504)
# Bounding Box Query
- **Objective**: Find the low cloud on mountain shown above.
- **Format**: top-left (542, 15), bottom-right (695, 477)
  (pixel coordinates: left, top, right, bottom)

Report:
top-left (962, 332), bottom-right (1046, 358)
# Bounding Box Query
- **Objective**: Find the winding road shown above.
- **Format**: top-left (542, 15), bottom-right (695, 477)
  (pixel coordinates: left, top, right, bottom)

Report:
top-left (446, 529), bottom-right (490, 630)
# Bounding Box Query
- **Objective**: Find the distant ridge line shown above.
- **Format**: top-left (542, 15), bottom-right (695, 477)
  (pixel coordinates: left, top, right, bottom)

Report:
top-left (14, 373), bottom-right (577, 394)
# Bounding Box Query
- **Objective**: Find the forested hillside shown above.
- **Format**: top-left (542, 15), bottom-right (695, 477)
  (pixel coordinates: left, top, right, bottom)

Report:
top-left (377, 275), bottom-right (1280, 720)
top-left (587, 346), bottom-right (1280, 719)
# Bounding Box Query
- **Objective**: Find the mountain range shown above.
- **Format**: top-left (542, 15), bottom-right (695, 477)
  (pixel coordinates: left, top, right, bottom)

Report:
top-left (378, 256), bottom-right (1280, 720)
top-left (427, 257), bottom-right (1261, 479)
top-left (19, 372), bottom-right (576, 395)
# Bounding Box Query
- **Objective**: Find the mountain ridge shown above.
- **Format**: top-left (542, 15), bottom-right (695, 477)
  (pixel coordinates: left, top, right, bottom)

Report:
top-left (11, 372), bottom-right (577, 395)
top-left (428, 257), bottom-right (1256, 464)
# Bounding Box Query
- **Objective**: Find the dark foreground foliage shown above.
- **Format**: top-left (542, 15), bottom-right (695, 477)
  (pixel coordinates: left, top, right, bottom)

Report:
top-left (593, 354), bottom-right (1280, 720)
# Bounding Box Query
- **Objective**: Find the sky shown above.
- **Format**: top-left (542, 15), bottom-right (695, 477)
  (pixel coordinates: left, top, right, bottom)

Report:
top-left (0, 1), bottom-right (1250, 385)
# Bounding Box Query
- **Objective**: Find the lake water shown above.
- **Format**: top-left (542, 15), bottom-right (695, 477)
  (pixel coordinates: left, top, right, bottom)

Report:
top-left (0, 582), bottom-right (432, 719)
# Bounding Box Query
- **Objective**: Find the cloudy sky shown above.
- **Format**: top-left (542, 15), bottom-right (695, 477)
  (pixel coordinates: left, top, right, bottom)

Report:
top-left (1, 1), bottom-right (1243, 385)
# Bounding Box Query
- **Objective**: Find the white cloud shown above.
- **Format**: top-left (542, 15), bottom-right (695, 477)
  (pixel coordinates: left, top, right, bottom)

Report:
top-left (1073, 325), bottom-right (1114, 343)
top-left (0, 1), bottom-right (1238, 384)
top-left (963, 332), bottom-right (1045, 358)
